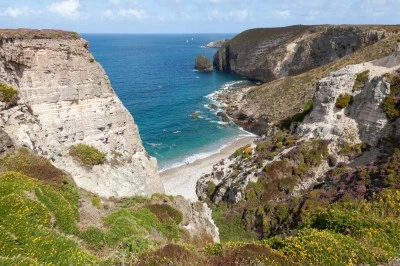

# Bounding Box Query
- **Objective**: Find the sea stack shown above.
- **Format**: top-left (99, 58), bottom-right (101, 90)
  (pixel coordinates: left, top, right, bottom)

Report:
top-left (195, 54), bottom-right (213, 72)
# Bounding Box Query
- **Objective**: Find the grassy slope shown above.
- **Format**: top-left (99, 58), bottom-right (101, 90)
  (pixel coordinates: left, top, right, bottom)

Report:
top-left (242, 33), bottom-right (400, 127)
top-left (2, 146), bottom-right (398, 265)
top-left (0, 149), bottom-right (186, 265)
top-left (0, 29), bottom-right (80, 39)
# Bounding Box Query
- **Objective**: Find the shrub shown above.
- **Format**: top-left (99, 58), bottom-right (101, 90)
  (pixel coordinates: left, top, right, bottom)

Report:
top-left (335, 93), bottom-right (352, 109)
top-left (339, 142), bottom-right (368, 158)
top-left (280, 99), bottom-right (313, 129)
top-left (0, 148), bottom-right (66, 187)
top-left (69, 144), bottom-right (106, 165)
top-left (243, 147), bottom-right (253, 158)
top-left (145, 204), bottom-right (183, 224)
top-left (381, 73), bottom-right (400, 119)
top-left (353, 70), bottom-right (370, 90)
top-left (0, 83), bottom-right (18, 102)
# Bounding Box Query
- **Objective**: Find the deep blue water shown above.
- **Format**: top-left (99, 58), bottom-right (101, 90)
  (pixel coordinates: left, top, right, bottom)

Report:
top-left (82, 34), bottom-right (252, 170)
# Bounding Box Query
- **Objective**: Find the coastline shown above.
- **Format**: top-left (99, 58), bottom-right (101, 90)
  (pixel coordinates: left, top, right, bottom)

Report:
top-left (161, 135), bottom-right (256, 201)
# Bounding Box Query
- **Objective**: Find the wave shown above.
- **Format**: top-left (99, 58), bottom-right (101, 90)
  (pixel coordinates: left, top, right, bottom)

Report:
top-left (147, 142), bottom-right (162, 147)
top-left (158, 134), bottom-right (255, 172)
top-left (205, 80), bottom-right (250, 101)
top-left (172, 130), bottom-right (181, 134)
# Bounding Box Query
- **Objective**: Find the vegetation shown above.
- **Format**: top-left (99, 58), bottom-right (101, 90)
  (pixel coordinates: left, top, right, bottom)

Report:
top-left (339, 142), bottom-right (368, 158)
top-left (0, 29), bottom-right (80, 39)
top-left (381, 73), bottom-right (400, 119)
top-left (0, 83), bottom-right (18, 103)
top-left (335, 93), bottom-right (352, 109)
top-left (69, 144), bottom-right (106, 165)
top-left (353, 70), bottom-right (370, 90)
top-left (280, 99), bottom-right (313, 129)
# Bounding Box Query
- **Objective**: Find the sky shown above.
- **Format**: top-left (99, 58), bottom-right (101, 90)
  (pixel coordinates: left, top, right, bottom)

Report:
top-left (0, 0), bottom-right (399, 34)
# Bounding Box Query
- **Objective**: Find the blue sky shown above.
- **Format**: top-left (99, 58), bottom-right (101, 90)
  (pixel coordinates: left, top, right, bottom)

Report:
top-left (0, 0), bottom-right (399, 33)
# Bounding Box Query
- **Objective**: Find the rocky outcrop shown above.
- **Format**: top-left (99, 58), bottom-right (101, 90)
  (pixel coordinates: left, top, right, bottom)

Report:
top-left (216, 31), bottom-right (400, 135)
top-left (214, 25), bottom-right (398, 82)
top-left (173, 196), bottom-right (220, 243)
top-left (195, 54), bottom-right (213, 72)
top-left (297, 52), bottom-right (400, 148)
top-left (198, 47), bottom-right (400, 206)
top-left (0, 30), bottom-right (164, 197)
top-left (205, 39), bottom-right (229, 48)
top-left (0, 128), bottom-right (14, 154)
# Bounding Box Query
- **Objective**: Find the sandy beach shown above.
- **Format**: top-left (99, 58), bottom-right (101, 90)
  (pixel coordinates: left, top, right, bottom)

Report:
top-left (161, 136), bottom-right (256, 201)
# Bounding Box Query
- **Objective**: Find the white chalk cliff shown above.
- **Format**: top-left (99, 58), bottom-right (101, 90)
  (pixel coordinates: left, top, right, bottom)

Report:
top-left (0, 34), bottom-right (164, 197)
top-left (298, 47), bottom-right (400, 148)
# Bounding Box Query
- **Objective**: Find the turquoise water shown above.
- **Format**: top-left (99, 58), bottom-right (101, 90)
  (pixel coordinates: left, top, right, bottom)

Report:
top-left (82, 34), bottom-right (252, 170)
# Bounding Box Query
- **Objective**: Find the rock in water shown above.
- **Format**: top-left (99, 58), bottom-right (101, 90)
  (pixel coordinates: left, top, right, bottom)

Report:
top-left (191, 111), bottom-right (201, 119)
top-left (195, 54), bottom-right (213, 72)
top-left (208, 104), bottom-right (218, 110)
top-left (0, 29), bottom-right (164, 198)
top-left (217, 112), bottom-right (229, 122)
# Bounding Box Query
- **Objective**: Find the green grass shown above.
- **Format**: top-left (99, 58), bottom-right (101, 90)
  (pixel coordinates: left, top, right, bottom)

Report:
top-left (335, 93), bottom-right (352, 109)
top-left (210, 203), bottom-right (257, 243)
top-left (381, 73), bottom-right (400, 120)
top-left (0, 172), bottom-right (96, 265)
top-left (339, 142), bottom-right (368, 158)
top-left (280, 99), bottom-right (313, 129)
top-left (353, 70), bottom-right (370, 91)
top-left (69, 144), bottom-right (106, 165)
top-left (0, 83), bottom-right (18, 102)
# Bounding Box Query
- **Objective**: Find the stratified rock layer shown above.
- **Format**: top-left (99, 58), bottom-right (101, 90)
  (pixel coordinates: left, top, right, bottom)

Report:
top-left (0, 33), bottom-right (164, 197)
top-left (214, 25), bottom-right (396, 82)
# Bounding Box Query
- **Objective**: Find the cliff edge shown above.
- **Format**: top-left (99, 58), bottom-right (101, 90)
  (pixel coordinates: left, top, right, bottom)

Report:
top-left (214, 25), bottom-right (399, 83)
top-left (0, 29), bottom-right (164, 197)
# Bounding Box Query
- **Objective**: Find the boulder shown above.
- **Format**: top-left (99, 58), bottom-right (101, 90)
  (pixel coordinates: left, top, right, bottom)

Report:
top-left (208, 104), bottom-right (218, 110)
top-left (217, 112), bottom-right (229, 122)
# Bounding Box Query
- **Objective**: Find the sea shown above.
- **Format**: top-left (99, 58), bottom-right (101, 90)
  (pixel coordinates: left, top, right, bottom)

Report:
top-left (82, 34), bottom-right (253, 171)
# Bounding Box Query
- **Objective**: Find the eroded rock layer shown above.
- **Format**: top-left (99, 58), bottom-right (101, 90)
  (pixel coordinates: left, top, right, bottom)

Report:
top-left (0, 31), bottom-right (164, 197)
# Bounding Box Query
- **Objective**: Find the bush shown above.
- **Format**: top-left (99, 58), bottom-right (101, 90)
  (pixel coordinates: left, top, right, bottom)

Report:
top-left (69, 144), bottom-right (106, 165)
top-left (335, 93), bottom-right (352, 109)
top-left (381, 73), bottom-right (400, 119)
top-left (280, 99), bottom-right (313, 129)
top-left (0, 83), bottom-right (18, 102)
top-left (353, 70), bottom-right (370, 90)
top-left (145, 204), bottom-right (183, 224)
top-left (339, 142), bottom-right (368, 158)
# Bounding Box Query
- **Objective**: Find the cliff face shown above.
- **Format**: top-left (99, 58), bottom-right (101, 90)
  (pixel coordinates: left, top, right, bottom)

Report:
top-left (216, 31), bottom-right (400, 135)
top-left (0, 31), bottom-right (164, 197)
top-left (214, 25), bottom-right (396, 82)
top-left (198, 47), bottom-right (400, 205)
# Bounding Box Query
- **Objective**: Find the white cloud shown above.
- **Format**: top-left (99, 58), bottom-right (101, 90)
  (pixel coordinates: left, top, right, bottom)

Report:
top-left (229, 9), bottom-right (248, 21)
top-left (118, 8), bottom-right (147, 19)
top-left (1, 7), bottom-right (41, 18)
top-left (275, 10), bottom-right (291, 18)
top-left (48, 0), bottom-right (80, 19)
top-left (209, 0), bottom-right (223, 3)
top-left (208, 9), bottom-right (249, 21)
top-left (4, 7), bottom-right (24, 18)
top-left (109, 0), bottom-right (120, 4)
top-left (103, 9), bottom-right (114, 18)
